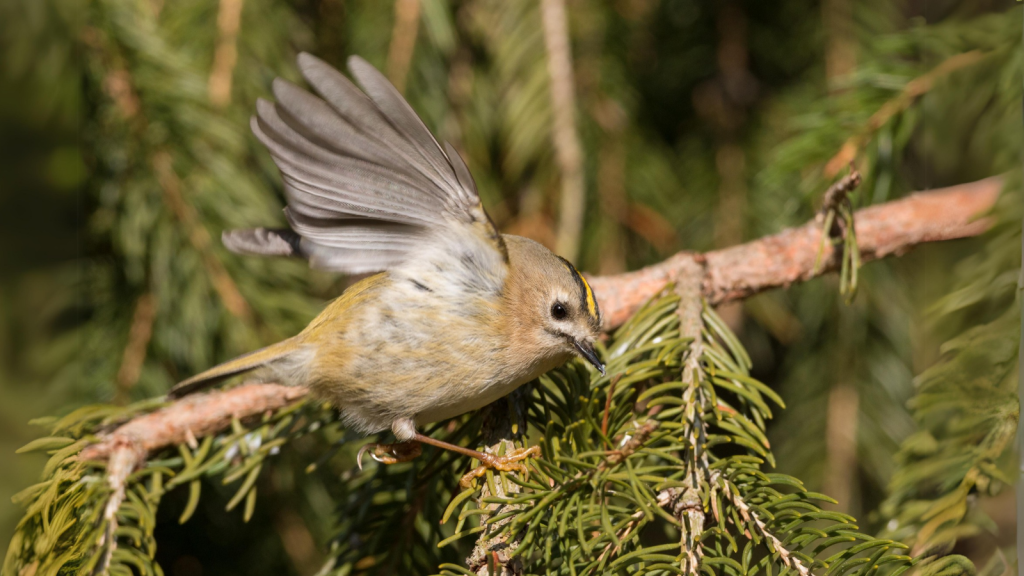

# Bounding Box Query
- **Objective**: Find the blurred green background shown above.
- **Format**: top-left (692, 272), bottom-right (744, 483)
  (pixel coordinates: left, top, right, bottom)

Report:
top-left (0, 0), bottom-right (1018, 574)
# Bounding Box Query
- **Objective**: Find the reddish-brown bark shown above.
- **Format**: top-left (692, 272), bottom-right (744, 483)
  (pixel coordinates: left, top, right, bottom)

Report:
top-left (589, 177), bottom-right (1001, 329)
top-left (80, 177), bottom-right (1002, 461)
top-left (80, 383), bottom-right (307, 461)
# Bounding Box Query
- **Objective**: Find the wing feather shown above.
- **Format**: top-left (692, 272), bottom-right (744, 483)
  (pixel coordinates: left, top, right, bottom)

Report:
top-left (345, 56), bottom-right (465, 201)
top-left (253, 114), bottom-right (444, 224)
top-left (297, 54), bottom-right (457, 204)
top-left (267, 80), bottom-right (428, 189)
top-left (284, 210), bottom-right (420, 251)
top-left (227, 52), bottom-right (504, 277)
top-left (443, 141), bottom-right (478, 196)
top-left (223, 228), bottom-right (302, 257)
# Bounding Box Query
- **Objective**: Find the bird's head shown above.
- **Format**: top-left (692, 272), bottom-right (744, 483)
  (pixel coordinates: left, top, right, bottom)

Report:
top-left (503, 236), bottom-right (605, 376)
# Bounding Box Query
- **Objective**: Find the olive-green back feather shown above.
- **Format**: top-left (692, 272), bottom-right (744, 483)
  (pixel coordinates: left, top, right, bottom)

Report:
top-left (167, 338), bottom-right (299, 398)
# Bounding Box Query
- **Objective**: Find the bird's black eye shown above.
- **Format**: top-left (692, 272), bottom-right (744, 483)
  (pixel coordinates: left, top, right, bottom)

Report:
top-left (550, 302), bottom-right (568, 320)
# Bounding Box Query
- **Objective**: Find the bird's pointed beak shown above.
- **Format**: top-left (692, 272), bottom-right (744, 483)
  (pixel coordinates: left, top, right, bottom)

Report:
top-left (573, 339), bottom-right (606, 376)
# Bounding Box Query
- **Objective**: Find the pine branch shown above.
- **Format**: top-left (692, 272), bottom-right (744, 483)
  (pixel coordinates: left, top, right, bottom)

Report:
top-left (21, 177), bottom-right (1000, 576)
top-left (6, 384), bottom-right (325, 575)
top-left (674, 259), bottom-right (710, 576)
top-left (657, 480), bottom-right (707, 576)
top-left (465, 389), bottom-right (532, 576)
top-left (79, 384), bottom-right (307, 461)
top-left (817, 168), bottom-right (863, 219)
top-left (823, 50), bottom-right (986, 177)
top-left (114, 292), bottom-right (157, 404)
top-left (435, 282), bottom-right (909, 575)
top-left (71, 177), bottom-right (1001, 470)
top-left (93, 438), bottom-right (147, 574)
top-left (590, 176), bottom-right (1002, 329)
top-left (879, 182), bottom-right (1021, 555)
top-left (813, 165), bottom-right (863, 299)
top-left (26, 267), bottom-right (918, 576)
top-left (725, 484), bottom-right (811, 576)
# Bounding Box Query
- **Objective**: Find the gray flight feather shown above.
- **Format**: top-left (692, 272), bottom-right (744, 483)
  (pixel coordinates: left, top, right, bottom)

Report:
top-left (223, 228), bottom-right (303, 257)
top-left (228, 52), bottom-right (502, 274)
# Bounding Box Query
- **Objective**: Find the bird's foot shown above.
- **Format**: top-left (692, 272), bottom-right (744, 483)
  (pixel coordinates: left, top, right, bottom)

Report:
top-left (357, 441), bottom-right (423, 469)
top-left (459, 445), bottom-right (541, 488)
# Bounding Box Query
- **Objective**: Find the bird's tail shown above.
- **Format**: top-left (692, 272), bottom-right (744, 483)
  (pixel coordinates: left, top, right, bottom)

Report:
top-left (168, 338), bottom-right (301, 399)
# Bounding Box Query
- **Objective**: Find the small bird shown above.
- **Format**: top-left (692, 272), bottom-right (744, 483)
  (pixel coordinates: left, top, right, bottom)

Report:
top-left (169, 53), bottom-right (604, 481)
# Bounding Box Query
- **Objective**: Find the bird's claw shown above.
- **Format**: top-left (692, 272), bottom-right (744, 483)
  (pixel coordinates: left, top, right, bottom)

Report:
top-left (356, 441), bottom-right (422, 470)
top-left (459, 445), bottom-right (541, 488)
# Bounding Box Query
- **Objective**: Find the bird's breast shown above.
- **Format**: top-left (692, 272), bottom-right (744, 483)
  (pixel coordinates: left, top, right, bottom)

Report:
top-left (304, 272), bottom-right (551, 430)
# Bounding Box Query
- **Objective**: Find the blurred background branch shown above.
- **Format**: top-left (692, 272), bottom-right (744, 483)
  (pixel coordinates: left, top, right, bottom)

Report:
top-left (385, 0), bottom-right (421, 93)
top-left (541, 0), bottom-right (587, 263)
top-left (208, 0), bottom-right (245, 107)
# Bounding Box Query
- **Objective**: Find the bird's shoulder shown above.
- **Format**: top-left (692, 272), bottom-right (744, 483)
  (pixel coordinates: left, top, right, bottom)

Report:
top-left (300, 242), bottom-right (506, 343)
top-left (386, 219), bottom-right (510, 301)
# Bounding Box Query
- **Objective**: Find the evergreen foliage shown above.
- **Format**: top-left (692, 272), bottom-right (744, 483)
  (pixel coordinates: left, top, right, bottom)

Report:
top-left (0, 0), bottom-right (1017, 574)
top-left (879, 179), bottom-right (1021, 559)
top-left (5, 397), bottom-right (332, 575)
top-left (754, 5), bottom-right (1021, 534)
top-left (5, 287), bottom-right (918, 576)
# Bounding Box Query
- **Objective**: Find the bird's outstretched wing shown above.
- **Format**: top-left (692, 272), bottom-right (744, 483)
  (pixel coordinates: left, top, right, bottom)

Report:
top-left (229, 53), bottom-right (506, 275)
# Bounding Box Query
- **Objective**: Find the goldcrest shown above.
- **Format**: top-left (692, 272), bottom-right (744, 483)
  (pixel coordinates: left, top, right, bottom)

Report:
top-left (169, 53), bottom-right (604, 475)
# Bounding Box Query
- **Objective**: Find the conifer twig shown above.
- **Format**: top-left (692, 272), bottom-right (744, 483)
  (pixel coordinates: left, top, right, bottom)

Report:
top-left (589, 176), bottom-right (1002, 329)
top-left (79, 383), bottom-right (307, 461)
top-left (824, 50), bottom-right (986, 177)
top-left (674, 259), bottom-right (710, 576)
top-left (657, 478), bottom-right (710, 576)
top-left (601, 420), bottom-right (659, 469)
top-left (726, 483), bottom-right (811, 576)
top-left (596, 511), bottom-right (644, 562)
top-left (76, 178), bottom-right (1001, 471)
top-left (813, 165), bottom-right (862, 295)
top-left (466, 389), bottom-right (531, 576)
top-left (95, 438), bottom-right (147, 573)
top-left (114, 292), bottom-right (157, 404)
top-left (817, 165), bottom-right (862, 221)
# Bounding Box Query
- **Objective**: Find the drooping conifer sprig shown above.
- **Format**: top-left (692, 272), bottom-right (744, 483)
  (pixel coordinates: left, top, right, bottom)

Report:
top-left (879, 177), bottom-right (1021, 562)
top-left (814, 166), bottom-right (863, 303)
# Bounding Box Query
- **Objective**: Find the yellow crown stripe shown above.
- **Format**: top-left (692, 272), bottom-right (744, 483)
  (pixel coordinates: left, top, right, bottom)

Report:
top-left (560, 258), bottom-right (599, 322)
top-left (579, 274), bottom-right (598, 319)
